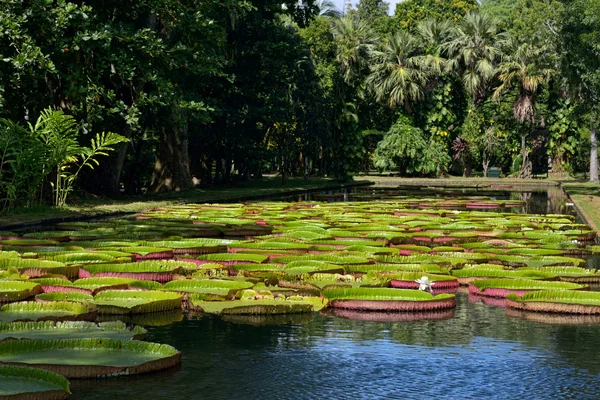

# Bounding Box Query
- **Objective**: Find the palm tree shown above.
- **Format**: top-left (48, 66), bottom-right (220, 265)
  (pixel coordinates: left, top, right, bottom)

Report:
top-left (493, 39), bottom-right (553, 178)
top-left (331, 17), bottom-right (379, 86)
top-left (416, 19), bottom-right (452, 74)
top-left (366, 31), bottom-right (429, 111)
top-left (443, 12), bottom-right (508, 106)
top-left (315, 0), bottom-right (342, 18)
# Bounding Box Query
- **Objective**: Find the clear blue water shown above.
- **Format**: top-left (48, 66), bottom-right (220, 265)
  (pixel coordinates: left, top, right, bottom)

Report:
top-left (71, 292), bottom-right (600, 400)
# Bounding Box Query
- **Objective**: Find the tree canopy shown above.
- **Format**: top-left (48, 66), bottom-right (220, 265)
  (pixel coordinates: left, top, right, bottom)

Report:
top-left (0, 0), bottom-right (599, 211)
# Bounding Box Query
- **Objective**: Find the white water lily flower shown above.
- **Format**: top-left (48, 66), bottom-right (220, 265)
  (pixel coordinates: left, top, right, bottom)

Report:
top-left (415, 276), bottom-right (435, 293)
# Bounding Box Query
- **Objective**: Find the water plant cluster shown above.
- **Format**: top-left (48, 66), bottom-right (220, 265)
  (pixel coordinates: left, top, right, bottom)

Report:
top-left (0, 196), bottom-right (599, 397)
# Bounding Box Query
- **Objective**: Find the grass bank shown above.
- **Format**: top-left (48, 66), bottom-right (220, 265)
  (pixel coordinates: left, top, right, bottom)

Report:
top-left (0, 177), bottom-right (371, 229)
top-left (562, 182), bottom-right (600, 234)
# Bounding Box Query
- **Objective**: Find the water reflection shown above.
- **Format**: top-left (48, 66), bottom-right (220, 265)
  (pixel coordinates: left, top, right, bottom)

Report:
top-left (325, 308), bottom-right (455, 323)
top-left (280, 186), bottom-right (579, 219)
top-left (506, 308), bottom-right (600, 325)
top-left (72, 292), bottom-right (600, 399)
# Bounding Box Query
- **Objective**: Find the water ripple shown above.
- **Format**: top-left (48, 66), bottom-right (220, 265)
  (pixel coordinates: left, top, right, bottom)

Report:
top-left (71, 292), bottom-right (600, 400)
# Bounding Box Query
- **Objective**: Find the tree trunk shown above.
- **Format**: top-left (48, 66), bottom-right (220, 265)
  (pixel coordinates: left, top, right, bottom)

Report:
top-left (482, 158), bottom-right (490, 178)
top-left (281, 155), bottom-right (287, 185)
top-left (215, 158), bottom-right (222, 184)
top-left (464, 152), bottom-right (472, 177)
top-left (520, 128), bottom-right (531, 178)
top-left (521, 130), bottom-right (527, 178)
top-left (591, 121), bottom-right (599, 182)
top-left (224, 157), bottom-right (232, 182)
top-left (150, 116), bottom-right (193, 192)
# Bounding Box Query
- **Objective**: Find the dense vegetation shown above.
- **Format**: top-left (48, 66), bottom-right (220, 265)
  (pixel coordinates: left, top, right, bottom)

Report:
top-left (0, 0), bottom-right (598, 210)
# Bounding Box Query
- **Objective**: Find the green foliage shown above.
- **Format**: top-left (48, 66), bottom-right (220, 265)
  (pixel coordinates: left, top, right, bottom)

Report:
top-left (0, 0), bottom-right (596, 188)
top-left (367, 31), bottom-right (428, 110)
top-left (444, 12), bottom-right (508, 106)
top-left (357, 0), bottom-right (389, 22)
top-left (34, 109), bottom-right (127, 207)
top-left (547, 97), bottom-right (581, 174)
top-left (374, 115), bottom-right (450, 176)
top-left (0, 119), bottom-right (46, 211)
top-left (394, 0), bottom-right (479, 30)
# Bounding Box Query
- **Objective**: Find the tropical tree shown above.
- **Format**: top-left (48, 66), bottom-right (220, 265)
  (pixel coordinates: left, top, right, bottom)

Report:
top-left (357, 0), bottom-right (389, 22)
top-left (315, 0), bottom-right (342, 18)
top-left (374, 115), bottom-right (450, 176)
top-left (331, 17), bottom-right (379, 86)
top-left (444, 12), bottom-right (508, 106)
top-left (394, 0), bottom-right (479, 30)
top-left (562, 0), bottom-right (600, 182)
top-left (366, 31), bottom-right (429, 111)
top-left (493, 39), bottom-right (552, 178)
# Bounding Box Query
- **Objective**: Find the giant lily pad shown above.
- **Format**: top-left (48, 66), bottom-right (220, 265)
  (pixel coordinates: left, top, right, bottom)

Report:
top-left (0, 259), bottom-right (77, 279)
top-left (0, 365), bottom-right (70, 399)
top-left (0, 281), bottom-right (42, 303)
top-left (506, 290), bottom-right (600, 314)
top-left (163, 279), bottom-right (253, 296)
top-left (35, 292), bottom-right (94, 303)
top-left (469, 279), bottom-right (587, 298)
top-left (0, 302), bottom-right (92, 323)
top-left (323, 287), bottom-right (456, 311)
top-left (0, 321), bottom-right (146, 341)
top-left (70, 277), bottom-right (138, 294)
top-left (93, 290), bottom-right (182, 314)
top-left (78, 261), bottom-right (185, 282)
top-left (189, 289), bottom-right (325, 314)
top-left (0, 338), bottom-right (180, 378)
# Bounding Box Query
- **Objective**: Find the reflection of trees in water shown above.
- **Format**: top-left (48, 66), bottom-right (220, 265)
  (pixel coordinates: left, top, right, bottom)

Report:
top-left (551, 325), bottom-right (600, 375)
top-left (298, 294), bottom-right (600, 374)
top-left (546, 186), bottom-right (570, 215)
top-left (510, 188), bottom-right (572, 215)
top-left (294, 295), bottom-right (555, 348)
top-left (519, 192), bottom-right (532, 214)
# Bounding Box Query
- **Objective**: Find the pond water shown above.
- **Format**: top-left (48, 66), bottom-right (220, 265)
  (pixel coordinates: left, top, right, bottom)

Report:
top-left (63, 186), bottom-right (600, 400)
top-left (71, 292), bottom-right (600, 399)
top-left (298, 185), bottom-right (579, 217)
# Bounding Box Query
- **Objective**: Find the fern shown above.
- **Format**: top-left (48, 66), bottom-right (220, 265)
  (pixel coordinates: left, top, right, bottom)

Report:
top-left (29, 109), bottom-right (128, 207)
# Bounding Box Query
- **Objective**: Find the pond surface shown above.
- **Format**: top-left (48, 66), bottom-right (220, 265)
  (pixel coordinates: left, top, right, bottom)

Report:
top-left (284, 185), bottom-right (579, 217)
top-left (72, 291), bottom-right (600, 399)
top-left (19, 185), bottom-right (600, 399)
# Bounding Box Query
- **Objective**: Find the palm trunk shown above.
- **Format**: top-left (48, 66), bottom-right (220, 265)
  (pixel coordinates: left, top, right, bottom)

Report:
top-left (519, 127), bottom-right (531, 178)
top-left (591, 121), bottom-right (599, 182)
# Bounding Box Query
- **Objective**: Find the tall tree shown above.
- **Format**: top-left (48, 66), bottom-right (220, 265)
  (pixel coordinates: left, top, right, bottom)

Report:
top-left (394, 0), bottom-right (478, 30)
top-left (562, 0), bottom-right (600, 182)
top-left (366, 31), bottom-right (430, 111)
top-left (315, 0), bottom-right (343, 18)
top-left (331, 17), bottom-right (379, 86)
top-left (357, 0), bottom-right (389, 22)
top-left (444, 12), bottom-right (508, 107)
top-left (493, 39), bottom-right (552, 178)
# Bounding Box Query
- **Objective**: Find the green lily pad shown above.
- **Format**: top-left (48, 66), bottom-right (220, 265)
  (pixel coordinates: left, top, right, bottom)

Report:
top-left (0, 281), bottom-right (43, 303)
top-left (93, 290), bottom-right (182, 314)
top-left (0, 301), bottom-right (92, 323)
top-left (0, 365), bottom-right (70, 398)
top-left (0, 321), bottom-right (146, 341)
top-left (0, 338), bottom-right (181, 378)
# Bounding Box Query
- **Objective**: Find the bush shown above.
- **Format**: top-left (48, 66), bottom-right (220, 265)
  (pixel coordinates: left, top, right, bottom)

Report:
top-left (0, 109), bottom-right (128, 211)
top-left (373, 115), bottom-right (450, 176)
